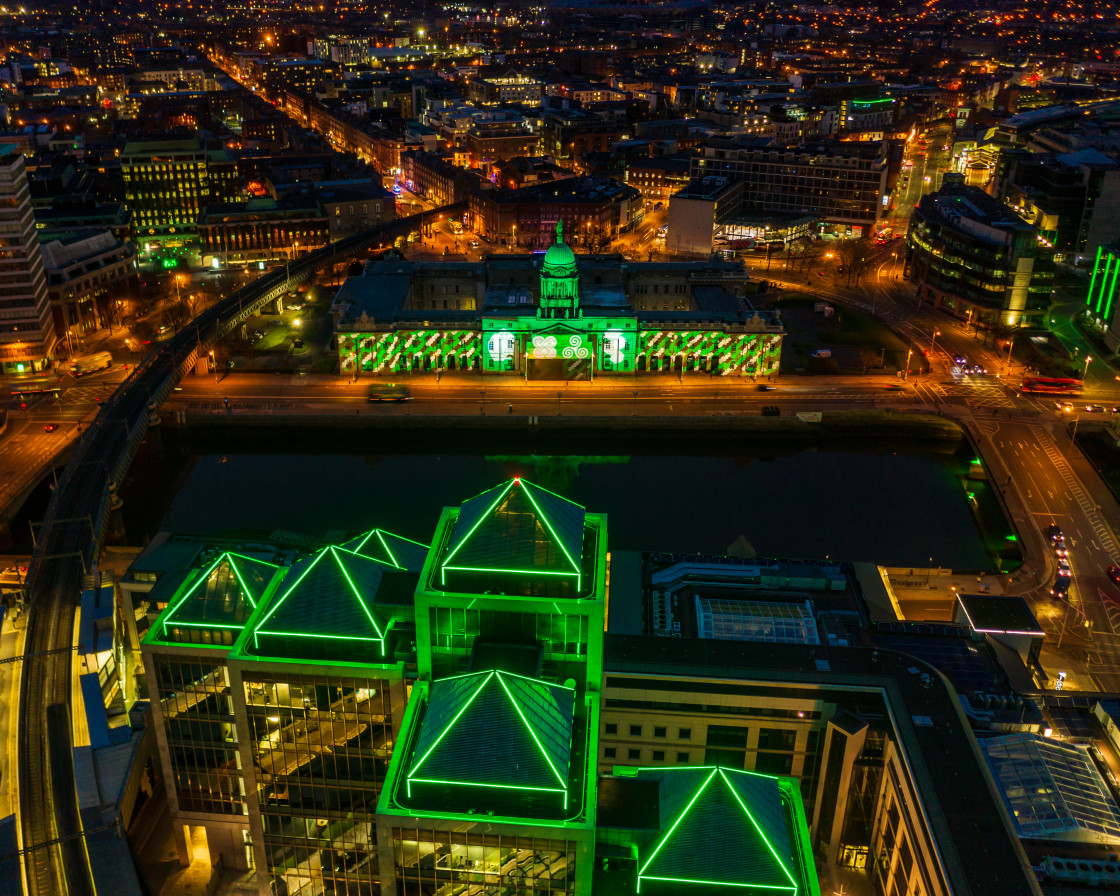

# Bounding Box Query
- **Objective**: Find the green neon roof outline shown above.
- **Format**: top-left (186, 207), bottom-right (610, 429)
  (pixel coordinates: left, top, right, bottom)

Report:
top-left (251, 546), bottom-right (387, 643)
top-left (719, 769), bottom-right (800, 893)
top-left (496, 670), bottom-right (568, 789)
top-left (377, 680), bottom-right (595, 831)
top-left (638, 877), bottom-right (795, 892)
top-left (639, 768), bottom-right (719, 877)
top-left (441, 479), bottom-right (516, 567)
top-left (1087, 245), bottom-right (1103, 310)
top-left (408, 669), bottom-right (573, 794)
top-left (442, 565), bottom-right (579, 577)
top-left (409, 670), bottom-right (492, 774)
top-left (440, 478), bottom-right (584, 586)
top-left (160, 551), bottom-right (279, 633)
top-left (340, 528), bottom-right (430, 570)
top-left (254, 547), bottom-right (328, 631)
top-left (637, 767), bottom-right (800, 895)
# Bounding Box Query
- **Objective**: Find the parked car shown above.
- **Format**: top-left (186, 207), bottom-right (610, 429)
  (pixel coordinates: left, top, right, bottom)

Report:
top-left (761, 406), bottom-right (781, 417)
top-left (43, 423), bottom-right (59, 433)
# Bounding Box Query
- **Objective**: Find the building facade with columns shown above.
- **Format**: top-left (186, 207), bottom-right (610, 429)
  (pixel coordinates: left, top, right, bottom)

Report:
top-left (332, 223), bottom-right (784, 379)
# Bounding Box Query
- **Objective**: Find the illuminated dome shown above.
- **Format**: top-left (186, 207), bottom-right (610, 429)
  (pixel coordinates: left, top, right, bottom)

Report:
top-left (542, 221), bottom-right (577, 274)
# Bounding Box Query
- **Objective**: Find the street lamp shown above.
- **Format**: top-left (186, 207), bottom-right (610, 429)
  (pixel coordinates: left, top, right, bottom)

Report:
top-left (1004, 336), bottom-right (1014, 374)
top-left (929, 329), bottom-right (940, 360)
top-left (1083, 354), bottom-right (1092, 380)
top-left (904, 347), bottom-right (913, 382)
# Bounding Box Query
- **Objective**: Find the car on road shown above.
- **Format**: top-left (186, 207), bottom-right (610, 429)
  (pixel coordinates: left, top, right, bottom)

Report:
top-left (887, 384), bottom-right (905, 391)
top-left (1057, 558), bottom-right (1071, 575)
top-left (43, 423), bottom-right (59, 433)
top-left (368, 383), bottom-right (412, 402)
top-left (757, 384), bottom-right (776, 391)
top-left (1108, 565), bottom-right (1120, 584)
top-left (1083, 404), bottom-right (1105, 413)
top-left (810, 349), bottom-right (832, 359)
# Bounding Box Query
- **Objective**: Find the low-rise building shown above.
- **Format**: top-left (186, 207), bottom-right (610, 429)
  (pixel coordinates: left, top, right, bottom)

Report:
top-left (39, 230), bottom-right (136, 349)
top-left (313, 180), bottom-right (397, 241)
top-left (399, 151), bottom-right (483, 206)
top-left (690, 136), bottom-right (888, 234)
top-left (539, 107), bottom-right (631, 173)
top-left (467, 73), bottom-right (543, 106)
top-left (197, 196), bottom-right (330, 268)
top-left (465, 112), bottom-right (539, 170)
top-left (469, 177), bottom-right (642, 249)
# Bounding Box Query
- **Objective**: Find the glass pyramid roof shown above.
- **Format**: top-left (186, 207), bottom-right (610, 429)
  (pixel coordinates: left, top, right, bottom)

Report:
top-left (408, 670), bottom-right (574, 794)
top-left (638, 767), bottom-right (799, 894)
top-left (338, 528), bottom-right (430, 572)
top-left (441, 478), bottom-right (585, 580)
top-left (250, 546), bottom-right (392, 653)
top-left (160, 551), bottom-right (279, 633)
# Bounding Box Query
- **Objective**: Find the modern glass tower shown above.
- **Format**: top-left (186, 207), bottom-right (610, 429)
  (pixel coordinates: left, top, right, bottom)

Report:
top-left (141, 483), bottom-right (819, 896)
top-left (377, 477), bottom-right (607, 896)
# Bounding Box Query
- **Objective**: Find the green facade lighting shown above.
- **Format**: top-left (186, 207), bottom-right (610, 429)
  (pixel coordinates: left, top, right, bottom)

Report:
top-left (639, 330), bottom-right (782, 375)
top-left (339, 328), bottom-right (481, 375)
top-left (337, 227), bottom-right (782, 378)
top-left (1087, 245), bottom-right (1120, 324)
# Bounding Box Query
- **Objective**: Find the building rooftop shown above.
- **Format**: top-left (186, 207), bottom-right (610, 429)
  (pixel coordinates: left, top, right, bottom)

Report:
top-left (982, 733), bottom-right (1120, 844)
top-left (604, 634), bottom-right (1039, 896)
top-left (601, 765), bottom-right (817, 896)
top-left (407, 670), bottom-right (574, 807)
top-left (920, 181), bottom-right (1034, 236)
top-left (694, 597), bottom-right (820, 645)
top-left (956, 594), bottom-right (1044, 636)
top-left (243, 545), bottom-right (399, 663)
top-left (149, 551), bottom-right (280, 646)
top-left (440, 477), bottom-right (585, 590)
top-left (338, 528), bottom-right (430, 572)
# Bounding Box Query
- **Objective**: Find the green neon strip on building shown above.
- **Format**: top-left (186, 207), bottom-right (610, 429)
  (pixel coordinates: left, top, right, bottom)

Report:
top-left (719, 769), bottom-right (801, 892)
top-left (1087, 245), bottom-right (1104, 311)
top-left (1105, 253), bottom-right (1120, 323)
top-left (638, 768), bottom-right (718, 876)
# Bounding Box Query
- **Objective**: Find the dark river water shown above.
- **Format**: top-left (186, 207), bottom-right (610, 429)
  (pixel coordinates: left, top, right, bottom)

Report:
top-left (111, 425), bottom-right (1016, 571)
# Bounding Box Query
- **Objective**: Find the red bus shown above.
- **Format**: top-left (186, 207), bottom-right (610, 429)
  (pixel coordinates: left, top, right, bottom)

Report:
top-left (875, 227), bottom-right (893, 245)
top-left (1022, 377), bottom-right (1084, 395)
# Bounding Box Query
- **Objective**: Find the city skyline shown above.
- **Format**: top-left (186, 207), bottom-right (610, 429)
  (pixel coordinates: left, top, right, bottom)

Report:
top-left (2, 3), bottom-right (1120, 896)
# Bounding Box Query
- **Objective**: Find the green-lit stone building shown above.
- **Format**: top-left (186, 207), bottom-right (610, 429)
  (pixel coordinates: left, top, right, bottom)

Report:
top-left (141, 481), bottom-right (818, 896)
top-left (332, 224), bottom-right (784, 379)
